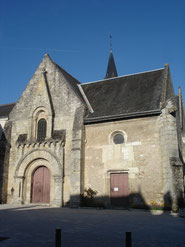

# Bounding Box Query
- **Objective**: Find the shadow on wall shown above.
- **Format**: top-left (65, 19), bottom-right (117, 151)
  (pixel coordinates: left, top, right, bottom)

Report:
top-left (164, 191), bottom-right (184, 211)
top-left (67, 189), bottom-right (184, 211)
top-left (80, 192), bottom-right (150, 210)
top-left (67, 192), bottom-right (150, 209)
top-left (0, 123), bottom-right (11, 204)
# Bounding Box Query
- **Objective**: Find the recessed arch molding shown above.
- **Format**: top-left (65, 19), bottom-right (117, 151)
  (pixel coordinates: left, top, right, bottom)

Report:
top-left (15, 149), bottom-right (62, 177)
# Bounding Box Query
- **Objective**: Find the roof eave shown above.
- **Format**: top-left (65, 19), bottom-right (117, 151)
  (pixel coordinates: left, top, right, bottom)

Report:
top-left (84, 109), bottom-right (161, 124)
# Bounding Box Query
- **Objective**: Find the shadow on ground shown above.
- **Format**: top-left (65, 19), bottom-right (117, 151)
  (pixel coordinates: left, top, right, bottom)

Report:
top-left (0, 205), bottom-right (185, 247)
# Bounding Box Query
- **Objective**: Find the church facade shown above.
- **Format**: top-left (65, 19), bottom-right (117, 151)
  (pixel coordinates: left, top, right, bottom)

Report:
top-left (0, 52), bottom-right (184, 211)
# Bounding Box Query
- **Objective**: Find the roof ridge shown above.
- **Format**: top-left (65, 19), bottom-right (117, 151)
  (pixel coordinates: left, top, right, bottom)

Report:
top-left (82, 67), bottom-right (164, 86)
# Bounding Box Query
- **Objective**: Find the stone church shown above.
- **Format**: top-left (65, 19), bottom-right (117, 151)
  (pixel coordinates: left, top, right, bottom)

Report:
top-left (0, 51), bottom-right (184, 211)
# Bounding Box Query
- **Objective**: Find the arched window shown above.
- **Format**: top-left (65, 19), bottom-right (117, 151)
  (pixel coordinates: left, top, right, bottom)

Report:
top-left (37, 118), bottom-right (47, 142)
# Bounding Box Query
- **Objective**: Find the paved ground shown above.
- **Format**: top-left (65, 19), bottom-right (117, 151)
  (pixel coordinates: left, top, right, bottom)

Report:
top-left (0, 205), bottom-right (185, 247)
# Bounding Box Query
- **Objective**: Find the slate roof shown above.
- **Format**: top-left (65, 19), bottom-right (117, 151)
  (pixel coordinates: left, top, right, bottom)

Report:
top-left (105, 51), bottom-right (118, 79)
top-left (0, 60), bottom-right (173, 124)
top-left (82, 68), bottom-right (165, 123)
top-left (0, 103), bottom-right (15, 118)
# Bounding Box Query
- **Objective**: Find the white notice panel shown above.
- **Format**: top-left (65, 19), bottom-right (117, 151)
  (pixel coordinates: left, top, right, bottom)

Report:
top-left (114, 187), bottom-right (119, 191)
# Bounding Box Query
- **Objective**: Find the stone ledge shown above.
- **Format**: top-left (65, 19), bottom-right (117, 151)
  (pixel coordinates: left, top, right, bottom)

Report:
top-left (16, 130), bottom-right (66, 147)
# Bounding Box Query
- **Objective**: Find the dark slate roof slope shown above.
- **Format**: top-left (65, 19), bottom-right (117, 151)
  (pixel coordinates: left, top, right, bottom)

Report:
top-left (0, 103), bottom-right (15, 118)
top-left (82, 69), bottom-right (164, 122)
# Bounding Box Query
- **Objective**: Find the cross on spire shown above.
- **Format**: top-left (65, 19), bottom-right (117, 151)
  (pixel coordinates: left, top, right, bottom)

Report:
top-left (110, 33), bottom-right (112, 52)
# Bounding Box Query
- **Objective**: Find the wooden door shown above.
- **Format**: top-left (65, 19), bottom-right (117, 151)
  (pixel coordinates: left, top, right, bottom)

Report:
top-left (32, 166), bottom-right (50, 203)
top-left (110, 173), bottom-right (129, 207)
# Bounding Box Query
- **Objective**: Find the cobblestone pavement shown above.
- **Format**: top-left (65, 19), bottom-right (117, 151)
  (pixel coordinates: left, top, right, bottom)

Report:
top-left (0, 204), bottom-right (185, 247)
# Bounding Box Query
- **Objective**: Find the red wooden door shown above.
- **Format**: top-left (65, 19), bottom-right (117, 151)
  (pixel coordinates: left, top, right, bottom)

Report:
top-left (32, 166), bottom-right (50, 203)
top-left (110, 173), bottom-right (129, 207)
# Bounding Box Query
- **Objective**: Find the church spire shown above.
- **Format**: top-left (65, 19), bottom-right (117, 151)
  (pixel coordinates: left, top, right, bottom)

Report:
top-left (105, 34), bottom-right (118, 79)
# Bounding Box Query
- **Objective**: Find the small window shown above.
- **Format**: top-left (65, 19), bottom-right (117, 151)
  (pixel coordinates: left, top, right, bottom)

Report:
top-left (113, 133), bottom-right (124, 144)
top-left (37, 118), bottom-right (47, 142)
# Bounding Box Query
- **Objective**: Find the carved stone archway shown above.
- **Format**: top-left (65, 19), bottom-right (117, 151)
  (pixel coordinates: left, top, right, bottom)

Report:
top-left (14, 149), bottom-right (63, 206)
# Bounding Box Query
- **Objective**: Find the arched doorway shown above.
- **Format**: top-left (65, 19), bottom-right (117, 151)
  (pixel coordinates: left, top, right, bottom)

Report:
top-left (31, 166), bottom-right (50, 203)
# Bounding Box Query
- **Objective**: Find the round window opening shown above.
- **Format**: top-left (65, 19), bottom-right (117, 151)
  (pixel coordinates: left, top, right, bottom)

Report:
top-left (113, 133), bottom-right (124, 144)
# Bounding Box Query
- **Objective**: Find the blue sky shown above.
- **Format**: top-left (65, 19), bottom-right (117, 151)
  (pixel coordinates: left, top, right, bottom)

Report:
top-left (0, 0), bottom-right (185, 105)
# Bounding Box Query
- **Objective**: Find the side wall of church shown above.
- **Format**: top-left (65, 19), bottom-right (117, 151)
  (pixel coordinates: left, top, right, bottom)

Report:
top-left (84, 112), bottom-right (184, 209)
top-left (84, 116), bottom-right (163, 208)
top-left (159, 102), bottom-right (184, 211)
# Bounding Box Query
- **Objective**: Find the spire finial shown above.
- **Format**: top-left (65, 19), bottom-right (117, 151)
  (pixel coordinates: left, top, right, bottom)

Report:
top-left (110, 33), bottom-right (112, 52)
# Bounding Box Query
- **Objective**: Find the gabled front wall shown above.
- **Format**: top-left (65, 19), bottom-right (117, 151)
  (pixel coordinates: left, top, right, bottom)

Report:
top-left (7, 56), bottom-right (85, 207)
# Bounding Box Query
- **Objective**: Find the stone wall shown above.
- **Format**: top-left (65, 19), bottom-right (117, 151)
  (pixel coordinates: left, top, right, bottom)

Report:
top-left (84, 115), bottom-right (165, 208)
top-left (7, 55), bottom-right (85, 206)
top-left (0, 121), bottom-right (12, 203)
top-left (159, 101), bottom-right (184, 211)
top-left (0, 118), bottom-right (7, 138)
